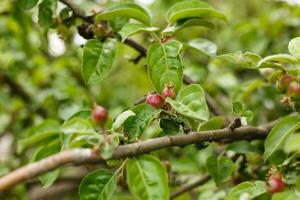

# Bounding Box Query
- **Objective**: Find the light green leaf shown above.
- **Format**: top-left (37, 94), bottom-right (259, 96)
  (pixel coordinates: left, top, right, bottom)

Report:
top-left (288, 37), bottom-right (300, 58)
top-left (33, 145), bottom-right (61, 188)
top-left (165, 84), bottom-right (209, 121)
top-left (166, 0), bottom-right (226, 24)
top-left (147, 40), bottom-right (183, 93)
top-left (17, 120), bottom-right (60, 153)
top-left (96, 3), bottom-right (151, 26)
top-left (18, 0), bottom-right (39, 9)
top-left (112, 110), bottom-right (135, 131)
top-left (38, 0), bottom-right (57, 28)
top-left (198, 116), bottom-right (224, 131)
top-left (218, 51), bottom-right (261, 68)
top-left (82, 38), bottom-right (117, 85)
top-left (225, 181), bottom-right (266, 200)
top-left (206, 155), bottom-right (234, 184)
top-left (186, 38), bottom-right (217, 57)
top-left (126, 155), bottom-right (169, 200)
top-left (283, 133), bottom-right (300, 153)
top-left (257, 54), bottom-right (299, 69)
top-left (264, 115), bottom-right (300, 161)
top-left (124, 104), bottom-right (159, 141)
top-left (119, 23), bottom-right (159, 42)
top-left (79, 169), bottom-right (117, 200)
top-left (272, 191), bottom-right (299, 200)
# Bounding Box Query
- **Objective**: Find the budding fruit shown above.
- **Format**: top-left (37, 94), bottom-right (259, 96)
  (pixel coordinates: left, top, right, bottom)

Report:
top-left (146, 93), bottom-right (164, 108)
top-left (162, 83), bottom-right (176, 99)
top-left (92, 104), bottom-right (108, 124)
top-left (276, 74), bottom-right (296, 93)
top-left (266, 175), bottom-right (285, 194)
top-left (287, 81), bottom-right (300, 100)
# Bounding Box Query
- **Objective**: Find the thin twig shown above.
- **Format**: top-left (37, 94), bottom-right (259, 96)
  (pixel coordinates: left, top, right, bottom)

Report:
top-left (170, 174), bottom-right (210, 199)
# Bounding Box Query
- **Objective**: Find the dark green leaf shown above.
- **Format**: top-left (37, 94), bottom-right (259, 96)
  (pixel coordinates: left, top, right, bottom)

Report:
top-left (206, 155), bottom-right (234, 184)
top-left (82, 38), bottom-right (118, 85)
top-left (232, 101), bottom-right (244, 115)
top-left (112, 110), bottom-right (135, 132)
top-left (126, 155), bottom-right (169, 200)
top-left (147, 40), bottom-right (183, 94)
top-left (79, 169), bottom-right (117, 200)
top-left (198, 116), bottom-right (224, 131)
top-left (160, 118), bottom-right (180, 135)
top-left (38, 0), bottom-right (57, 28)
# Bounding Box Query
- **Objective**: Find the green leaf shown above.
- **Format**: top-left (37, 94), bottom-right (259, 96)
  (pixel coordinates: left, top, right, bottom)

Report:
top-left (119, 23), bottom-right (159, 42)
top-left (232, 101), bottom-right (244, 115)
top-left (18, 0), bottom-right (39, 9)
top-left (61, 118), bottom-right (96, 148)
top-left (284, 133), bottom-right (300, 153)
top-left (227, 141), bottom-right (258, 154)
top-left (165, 84), bottom-right (209, 121)
top-left (288, 37), bottom-right (300, 58)
top-left (32, 145), bottom-right (61, 188)
top-left (272, 191), bottom-right (299, 200)
top-left (124, 104), bottom-right (159, 141)
top-left (166, 0), bottom-right (226, 24)
top-left (38, 0), bottom-right (57, 28)
top-left (218, 51), bottom-right (261, 68)
top-left (112, 110), bottom-right (136, 131)
top-left (264, 115), bottom-right (300, 161)
top-left (186, 38), bottom-right (217, 57)
top-left (17, 120), bottom-right (60, 153)
top-left (96, 3), bottom-right (151, 26)
top-left (198, 116), bottom-right (224, 131)
top-left (257, 54), bottom-right (299, 69)
top-left (126, 155), bottom-right (169, 200)
top-left (243, 110), bottom-right (253, 121)
top-left (82, 38), bottom-right (118, 85)
top-left (225, 181), bottom-right (266, 200)
top-left (147, 40), bottom-right (183, 93)
top-left (79, 169), bottom-right (117, 200)
top-left (160, 118), bottom-right (180, 135)
top-left (67, 110), bottom-right (91, 121)
top-left (206, 155), bottom-right (234, 184)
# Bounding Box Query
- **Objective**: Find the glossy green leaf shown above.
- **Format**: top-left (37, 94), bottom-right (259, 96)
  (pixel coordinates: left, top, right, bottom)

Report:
top-left (166, 0), bottom-right (226, 24)
top-left (198, 116), bottom-right (224, 131)
top-left (126, 155), bottom-right (169, 200)
top-left (18, 0), bottom-right (39, 9)
top-left (147, 40), bottom-right (183, 93)
top-left (82, 38), bottom-right (117, 85)
top-left (218, 51), bottom-right (261, 68)
top-left (206, 155), bottom-right (234, 184)
top-left (17, 120), bottom-right (60, 153)
top-left (288, 37), bottom-right (300, 58)
top-left (165, 84), bottom-right (209, 121)
top-left (264, 115), bottom-right (300, 161)
top-left (119, 23), bottom-right (159, 42)
top-left (232, 101), bottom-right (244, 115)
top-left (112, 110), bottom-right (135, 131)
top-left (225, 181), bottom-right (266, 200)
top-left (96, 3), bottom-right (151, 26)
top-left (33, 145), bottom-right (61, 188)
top-left (124, 104), bottom-right (159, 141)
top-left (257, 54), bottom-right (298, 69)
top-left (38, 0), bottom-right (57, 28)
top-left (79, 169), bottom-right (117, 200)
top-left (186, 38), bottom-right (217, 57)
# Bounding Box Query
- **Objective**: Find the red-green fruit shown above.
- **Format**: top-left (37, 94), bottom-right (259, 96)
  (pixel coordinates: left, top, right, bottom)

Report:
top-left (288, 81), bottom-right (300, 100)
top-left (267, 176), bottom-right (285, 193)
top-left (92, 104), bottom-right (108, 124)
top-left (146, 94), bottom-right (164, 108)
top-left (276, 74), bottom-right (296, 93)
top-left (162, 85), bottom-right (176, 99)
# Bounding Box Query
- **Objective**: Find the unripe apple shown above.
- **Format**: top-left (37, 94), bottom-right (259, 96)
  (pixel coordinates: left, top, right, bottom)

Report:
top-left (92, 104), bottom-right (108, 124)
top-left (146, 93), bottom-right (164, 108)
top-left (287, 81), bottom-right (300, 100)
top-left (266, 175), bottom-right (285, 194)
top-left (162, 83), bottom-right (176, 99)
top-left (276, 74), bottom-right (296, 93)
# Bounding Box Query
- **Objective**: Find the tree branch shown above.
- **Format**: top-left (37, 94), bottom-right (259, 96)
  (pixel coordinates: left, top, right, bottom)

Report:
top-left (59, 0), bottom-right (90, 21)
top-left (170, 174), bottom-right (210, 199)
top-left (0, 126), bottom-right (270, 191)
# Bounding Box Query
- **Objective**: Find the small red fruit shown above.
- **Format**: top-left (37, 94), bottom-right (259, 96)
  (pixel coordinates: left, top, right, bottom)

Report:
top-left (92, 104), bottom-right (108, 124)
top-left (162, 83), bottom-right (176, 99)
top-left (288, 81), bottom-right (300, 100)
top-left (267, 176), bottom-right (285, 194)
top-left (276, 74), bottom-right (296, 93)
top-left (146, 93), bottom-right (164, 108)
